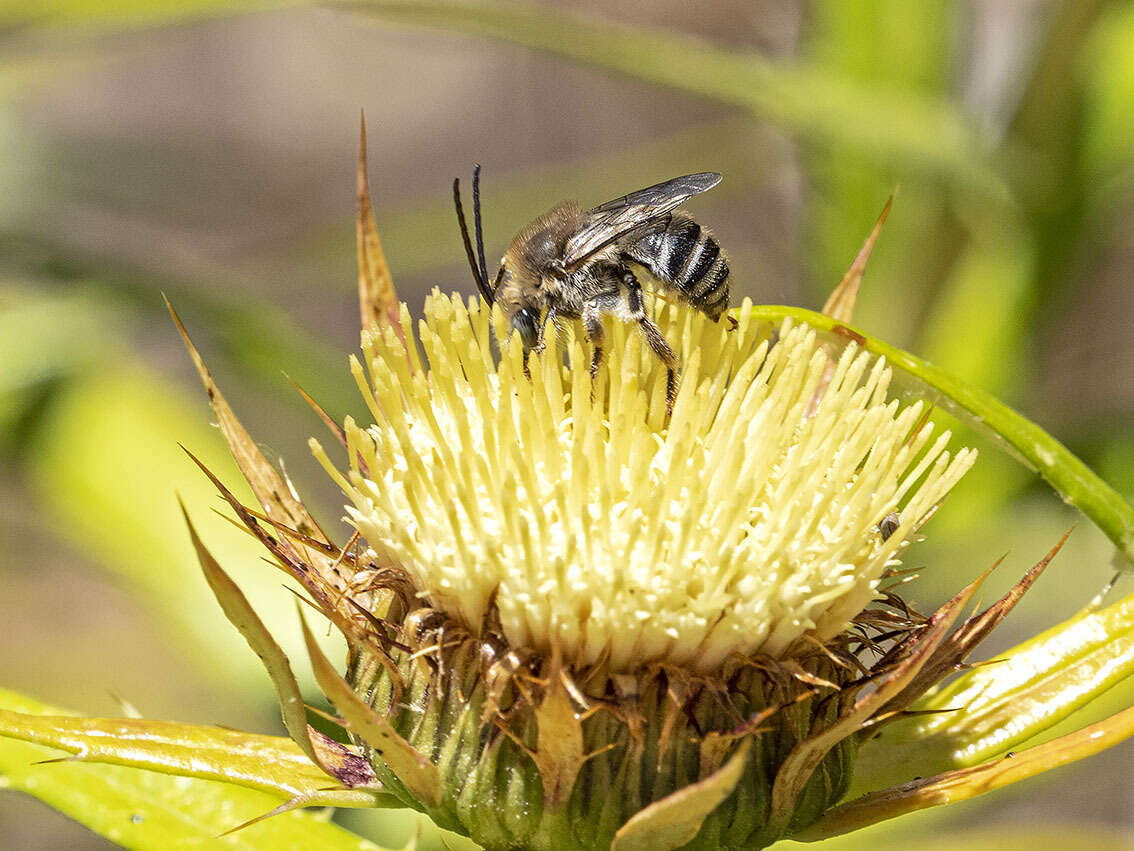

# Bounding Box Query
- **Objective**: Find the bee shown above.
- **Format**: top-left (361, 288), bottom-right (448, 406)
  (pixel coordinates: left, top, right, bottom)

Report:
top-left (453, 167), bottom-right (730, 410)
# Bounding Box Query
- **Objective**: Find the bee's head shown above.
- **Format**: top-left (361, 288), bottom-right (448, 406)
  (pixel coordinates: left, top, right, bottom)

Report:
top-left (453, 166), bottom-right (575, 352)
top-left (494, 258), bottom-right (542, 350)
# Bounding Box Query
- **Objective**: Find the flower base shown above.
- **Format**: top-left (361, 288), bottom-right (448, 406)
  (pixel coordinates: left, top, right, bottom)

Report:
top-left (348, 604), bottom-right (862, 850)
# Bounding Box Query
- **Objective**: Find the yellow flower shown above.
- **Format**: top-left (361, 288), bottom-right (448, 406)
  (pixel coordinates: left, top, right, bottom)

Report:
top-left (316, 292), bottom-right (973, 676)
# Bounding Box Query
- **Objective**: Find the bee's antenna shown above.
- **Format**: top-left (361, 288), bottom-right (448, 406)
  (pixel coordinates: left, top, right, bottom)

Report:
top-left (453, 173), bottom-right (494, 304)
top-left (472, 164), bottom-right (491, 296)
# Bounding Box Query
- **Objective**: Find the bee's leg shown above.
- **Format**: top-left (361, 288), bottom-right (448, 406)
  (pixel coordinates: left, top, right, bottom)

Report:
top-left (531, 308), bottom-right (556, 358)
top-left (582, 301), bottom-right (606, 383)
top-left (644, 323), bottom-right (678, 416)
top-left (622, 268), bottom-right (678, 414)
top-left (522, 309), bottom-right (553, 379)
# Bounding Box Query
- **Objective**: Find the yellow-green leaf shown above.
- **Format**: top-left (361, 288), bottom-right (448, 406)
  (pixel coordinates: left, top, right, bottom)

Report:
top-left (801, 700), bottom-right (1134, 839)
top-left (857, 586), bottom-right (1134, 788)
top-left (183, 505), bottom-right (364, 788)
top-left (0, 687), bottom-right (395, 850)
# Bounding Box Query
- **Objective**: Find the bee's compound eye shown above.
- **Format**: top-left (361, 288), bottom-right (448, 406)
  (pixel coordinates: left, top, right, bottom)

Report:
top-left (513, 307), bottom-right (539, 350)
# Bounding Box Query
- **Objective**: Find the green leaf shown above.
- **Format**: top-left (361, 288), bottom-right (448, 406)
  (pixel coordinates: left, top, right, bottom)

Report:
top-left (0, 287), bottom-right (122, 407)
top-left (801, 699), bottom-right (1134, 839)
top-left (913, 224), bottom-right (1035, 397)
top-left (802, 0), bottom-right (955, 313)
top-left (854, 586), bottom-right (1134, 789)
top-left (745, 305), bottom-right (1134, 564)
top-left (0, 698), bottom-right (383, 807)
top-left (0, 687), bottom-right (397, 850)
top-left (182, 503), bottom-right (360, 785)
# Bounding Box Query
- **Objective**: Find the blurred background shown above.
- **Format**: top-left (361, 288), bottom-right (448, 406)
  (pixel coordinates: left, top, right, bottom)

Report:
top-left (1, 0), bottom-right (1133, 848)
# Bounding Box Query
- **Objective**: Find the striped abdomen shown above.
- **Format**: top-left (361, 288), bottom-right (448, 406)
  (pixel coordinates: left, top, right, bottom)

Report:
top-left (622, 212), bottom-right (730, 321)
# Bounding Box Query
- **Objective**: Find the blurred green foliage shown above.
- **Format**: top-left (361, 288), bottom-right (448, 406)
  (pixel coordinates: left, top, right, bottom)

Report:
top-left (1, 1), bottom-right (1133, 849)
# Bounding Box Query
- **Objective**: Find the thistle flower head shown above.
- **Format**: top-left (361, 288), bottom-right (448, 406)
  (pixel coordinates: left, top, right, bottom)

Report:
top-left (161, 265), bottom-right (1073, 851)
top-left (318, 292), bottom-right (975, 676)
top-left (153, 250), bottom-right (1088, 850)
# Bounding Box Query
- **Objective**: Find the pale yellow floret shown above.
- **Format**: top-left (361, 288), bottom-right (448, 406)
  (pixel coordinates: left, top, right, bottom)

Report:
top-left (312, 291), bottom-right (975, 673)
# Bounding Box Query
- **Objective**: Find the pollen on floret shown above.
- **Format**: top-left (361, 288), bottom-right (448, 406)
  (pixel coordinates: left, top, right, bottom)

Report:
top-left (311, 291), bottom-right (975, 673)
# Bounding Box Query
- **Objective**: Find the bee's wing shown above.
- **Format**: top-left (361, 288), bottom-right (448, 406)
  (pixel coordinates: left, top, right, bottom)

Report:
top-left (562, 172), bottom-right (721, 270)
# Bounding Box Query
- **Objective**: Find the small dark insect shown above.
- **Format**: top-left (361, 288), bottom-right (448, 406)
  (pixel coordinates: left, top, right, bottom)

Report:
top-left (453, 167), bottom-right (730, 411)
top-left (879, 512), bottom-right (902, 541)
